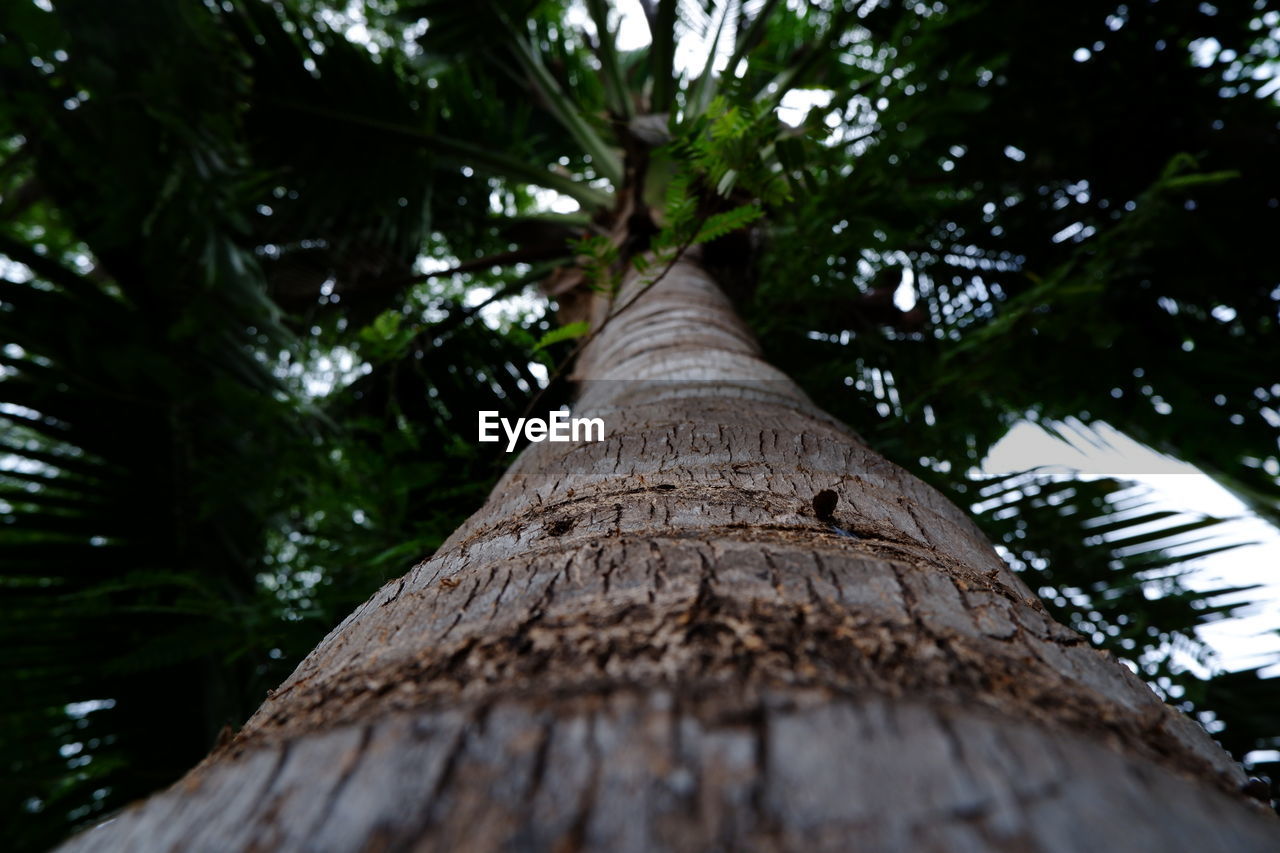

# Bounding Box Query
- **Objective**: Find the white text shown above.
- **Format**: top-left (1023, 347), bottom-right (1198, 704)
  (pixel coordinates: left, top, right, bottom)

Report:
top-left (478, 410), bottom-right (606, 452)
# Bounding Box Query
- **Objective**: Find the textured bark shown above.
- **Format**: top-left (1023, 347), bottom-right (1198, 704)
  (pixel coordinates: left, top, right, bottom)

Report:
top-left (63, 254), bottom-right (1277, 851)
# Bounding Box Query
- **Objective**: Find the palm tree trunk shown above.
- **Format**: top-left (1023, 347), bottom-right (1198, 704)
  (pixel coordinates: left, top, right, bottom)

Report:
top-left (62, 252), bottom-right (1277, 851)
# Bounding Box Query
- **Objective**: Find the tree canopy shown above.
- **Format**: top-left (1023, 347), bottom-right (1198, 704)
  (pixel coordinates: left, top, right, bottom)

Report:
top-left (1, 0), bottom-right (1278, 848)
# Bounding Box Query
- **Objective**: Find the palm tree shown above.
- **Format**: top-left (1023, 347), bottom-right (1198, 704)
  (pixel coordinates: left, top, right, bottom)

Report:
top-left (3, 0), bottom-right (1278, 849)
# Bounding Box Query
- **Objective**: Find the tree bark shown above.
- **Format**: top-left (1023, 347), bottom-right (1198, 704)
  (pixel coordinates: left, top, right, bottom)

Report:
top-left (62, 253), bottom-right (1277, 851)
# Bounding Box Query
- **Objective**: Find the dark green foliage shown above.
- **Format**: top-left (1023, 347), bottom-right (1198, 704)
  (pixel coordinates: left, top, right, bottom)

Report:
top-left (0, 4), bottom-right (316, 845)
top-left (1, 0), bottom-right (1278, 848)
top-left (0, 1), bottom-right (550, 846)
top-left (961, 471), bottom-right (1254, 692)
